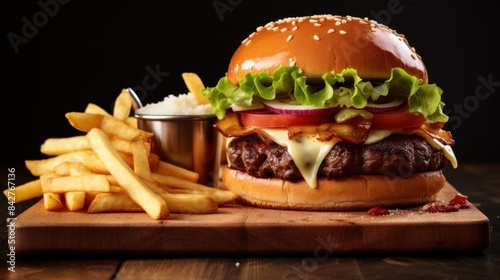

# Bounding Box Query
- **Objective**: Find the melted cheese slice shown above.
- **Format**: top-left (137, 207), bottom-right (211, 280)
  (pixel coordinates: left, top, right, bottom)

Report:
top-left (259, 128), bottom-right (340, 189)
top-left (259, 128), bottom-right (458, 189)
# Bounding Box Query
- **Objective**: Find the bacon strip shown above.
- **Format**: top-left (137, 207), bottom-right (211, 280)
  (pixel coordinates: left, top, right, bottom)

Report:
top-left (402, 121), bottom-right (455, 146)
top-left (215, 113), bottom-right (455, 146)
top-left (287, 116), bottom-right (371, 144)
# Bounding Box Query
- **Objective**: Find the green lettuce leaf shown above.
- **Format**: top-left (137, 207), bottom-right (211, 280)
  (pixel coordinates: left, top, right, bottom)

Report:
top-left (202, 66), bottom-right (449, 123)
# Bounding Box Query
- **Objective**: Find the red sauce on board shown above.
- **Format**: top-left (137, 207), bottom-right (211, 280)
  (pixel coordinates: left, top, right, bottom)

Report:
top-left (367, 206), bottom-right (391, 216)
top-left (366, 193), bottom-right (471, 215)
top-left (424, 193), bottom-right (471, 213)
top-left (448, 193), bottom-right (471, 209)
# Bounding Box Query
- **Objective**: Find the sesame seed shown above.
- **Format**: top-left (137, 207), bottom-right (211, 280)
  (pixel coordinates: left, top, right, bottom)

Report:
top-left (314, 23), bottom-right (321, 27)
top-left (272, 26), bottom-right (279, 31)
top-left (292, 26), bottom-right (298, 31)
top-left (335, 21), bottom-right (341, 26)
top-left (256, 26), bottom-right (264, 32)
top-left (249, 32), bottom-right (256, 38)
top-left (341, 19), bottom-right (347, 24)
top-left (309, 19), bottom-right (318, 23)
top-left (287, 34), bottom-right (293, 42)
top-left (281, 28), bottom-right (288, 32)
top-left (245, 39), bottom-right (251, 46)
top-left (327, 29), bottom-right (334, 33)
top-left (313, 35), bottom-right (320, 40)
top-left (339, 30), bottom-right (346, 35)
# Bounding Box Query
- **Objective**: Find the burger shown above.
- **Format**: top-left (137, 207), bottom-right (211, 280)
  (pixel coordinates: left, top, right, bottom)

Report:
top-left (202, 14), bottom-right (457, 211)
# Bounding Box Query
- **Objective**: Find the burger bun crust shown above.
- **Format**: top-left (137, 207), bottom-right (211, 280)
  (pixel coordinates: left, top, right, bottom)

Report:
top-left (227, 15), bottom-right (427, 85)
top-left (222, 167), bottom-right (446, 211)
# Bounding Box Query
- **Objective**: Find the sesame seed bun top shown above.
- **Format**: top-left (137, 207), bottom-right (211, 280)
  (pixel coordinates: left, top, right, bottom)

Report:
top-left (227, 14), bottom-right (428, 85)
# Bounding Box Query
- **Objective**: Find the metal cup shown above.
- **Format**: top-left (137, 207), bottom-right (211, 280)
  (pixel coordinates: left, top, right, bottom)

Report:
top-left (135, 113), bottom-right (222, 188)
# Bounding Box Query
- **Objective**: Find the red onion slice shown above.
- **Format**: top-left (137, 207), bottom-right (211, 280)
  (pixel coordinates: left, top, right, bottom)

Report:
top-left (230, 102), bottom-right (265, 112)
top-left (364, 98), bottom-right (406, 113)
top-left (263, 99), bottom-right (339, 115)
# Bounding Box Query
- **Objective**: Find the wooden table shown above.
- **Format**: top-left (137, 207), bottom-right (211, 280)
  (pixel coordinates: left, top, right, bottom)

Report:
top-left (1, 163), bottom-right (499, 279)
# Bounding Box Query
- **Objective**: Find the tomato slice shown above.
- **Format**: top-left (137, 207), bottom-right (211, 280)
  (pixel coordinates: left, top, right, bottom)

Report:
top-left (240, 111), bottom-right (335, 127)
top-left (240, 107), bottom-right (426, 129)
top-left (371, 107), bottom-right (426, 129)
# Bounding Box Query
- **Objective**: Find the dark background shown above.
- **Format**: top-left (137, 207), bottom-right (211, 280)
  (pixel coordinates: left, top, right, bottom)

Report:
top-left (2, 0), bottom-right (499, 165)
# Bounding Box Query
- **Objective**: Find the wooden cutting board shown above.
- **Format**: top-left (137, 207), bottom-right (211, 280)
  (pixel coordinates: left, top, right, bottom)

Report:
top-left (16, 182), bottom-right (490, 255)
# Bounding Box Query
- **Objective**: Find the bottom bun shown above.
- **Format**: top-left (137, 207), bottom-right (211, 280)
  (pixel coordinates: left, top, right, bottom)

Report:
top-left (222, 167), bottom-right (446, 211)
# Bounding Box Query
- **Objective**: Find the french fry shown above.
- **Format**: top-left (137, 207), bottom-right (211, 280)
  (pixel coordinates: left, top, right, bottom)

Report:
top-left (65, 112), bottom-right (104, 132)
top-left (41, 135), bottom-right (149, 156)
top-left (88, 191), bottom-right (218, 214)
top-left (65, 192), bottom-right (86, 211)
top-left (154, 160), bottom-right (199, 182)
top-left (40, 171), bottom-right (58, 185)
top-left (84, 103), bottom-right (111, 116)
top-left (100, 114), bottom-right (153, 140)
top-left (113, 88), bottom-right (133, 122)
top-left (131, 137), bottom-right (153, 181)
top-left (3, 179), bottom-right (43, 203)
top-left (88, 192), bottom-right (143, 213)
top-left (26, 150), bottom-right (152, 177)
top-left (86, 128), bottom-right (169, 220)
top-left (84, 192), bottom-right (100, 207)
top-left (152, 173), bottom-right (238, 205)
top-left (41, 136), bottom-right (89, 156)
top-left (118, 151), bottom-right (158, 172)
top-left (126, 116), bottom-right (138, 128)
top-left (26, 151), bottom-right (108, 176)
top-left (111, 137), bottom-right (150, 155)
top-left (160, 193), bottom-right (218, 214)
top-left (182, 72), bottom-right (209, 105)
top-left (43, 193), bottom-right (64, 211)
top-left (54, 162), bottom-right (93, 176)
top-left (65, 112), bottom-right (153, 141)
top-left (42, 174), bottom-right (111, 193)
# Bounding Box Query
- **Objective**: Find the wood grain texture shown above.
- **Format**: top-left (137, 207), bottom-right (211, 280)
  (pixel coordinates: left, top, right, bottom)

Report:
top-left (15, 183), bottom-right (490, 255)
top-left (1, 259), bottom-right (120, 280)
top-left (115, 257), bottom-right (363, 280)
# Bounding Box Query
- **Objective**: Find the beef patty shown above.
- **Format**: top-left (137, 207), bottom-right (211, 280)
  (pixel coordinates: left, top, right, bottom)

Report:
top-left (226, 133), bottom-right (447, 182)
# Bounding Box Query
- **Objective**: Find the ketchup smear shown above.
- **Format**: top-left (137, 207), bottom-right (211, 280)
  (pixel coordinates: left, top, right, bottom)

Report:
top-left (367, 206), bottom-right (391, 216)
top-left (367, 193), bottom-right (471, 216)
top-left (425, 193), bottom-right (471, 213)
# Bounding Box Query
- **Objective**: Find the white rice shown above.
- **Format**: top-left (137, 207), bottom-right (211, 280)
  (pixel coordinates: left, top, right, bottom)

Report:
top-left (136, 93), bottom-right (214, 115)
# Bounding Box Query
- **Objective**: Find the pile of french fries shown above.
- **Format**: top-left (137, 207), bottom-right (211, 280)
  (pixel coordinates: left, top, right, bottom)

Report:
top-left (3, 89), bottom-right (238, 220)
